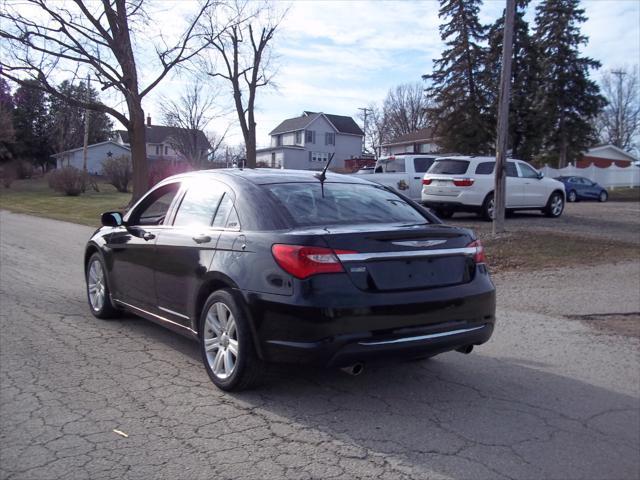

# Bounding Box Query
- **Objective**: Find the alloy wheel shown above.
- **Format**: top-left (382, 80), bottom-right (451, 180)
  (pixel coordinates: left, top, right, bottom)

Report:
top-left (568, 191), bottom-right (577, 202)
top-left (87, 260), bottom-right (106, 312)
top-left (203, 302), bottom-right (239, 380)
top-left (551, 195), bottom-right (564, 216)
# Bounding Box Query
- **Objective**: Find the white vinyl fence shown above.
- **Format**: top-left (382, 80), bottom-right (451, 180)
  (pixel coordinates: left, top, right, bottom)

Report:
top-left (541, 164), bottom-right (640, 188)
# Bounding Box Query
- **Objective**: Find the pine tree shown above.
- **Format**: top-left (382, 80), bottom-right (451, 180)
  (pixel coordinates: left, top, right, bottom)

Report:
top-left (485, 0), bottom-right (543, 162)
top-left (48, 80), bottom-right (113, 153)
top-left (424, 0), bottom-right (492, 154)
top-left (533, 0), bottom-right (605, 167)
top-left (0, 78), bottom-right (15, 162)
top-left (12, 81), bottom-right (52, 171)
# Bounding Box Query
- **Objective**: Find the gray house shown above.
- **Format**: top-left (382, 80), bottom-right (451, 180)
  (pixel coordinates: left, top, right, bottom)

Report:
top-left (256, 111), bottom-right (364, 171)
top-left (52, 140), bottom-right (131, 174)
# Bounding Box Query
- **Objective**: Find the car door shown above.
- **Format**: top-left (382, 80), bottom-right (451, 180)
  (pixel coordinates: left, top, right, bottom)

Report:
top-left (581, 177), bottom-right (598, 199)
top-left (410, 157), bottom-right (436, 200)
top-left (505, 161), bottom-right (525, 207)
top-left (107, 182), bottom-right (181, 309)
top-left (518, 161), bottom-right (547, 206)
top-left (152, 179), bottom-right (227, 324)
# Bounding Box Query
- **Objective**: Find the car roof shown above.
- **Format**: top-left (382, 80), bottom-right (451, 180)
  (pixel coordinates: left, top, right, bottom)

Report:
top-left (434, 156), bottom-right (526, 162)
top-left (162, 168), bottom-right (376, 186)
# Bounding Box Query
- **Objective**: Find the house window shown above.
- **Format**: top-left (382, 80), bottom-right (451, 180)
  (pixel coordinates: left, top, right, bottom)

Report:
top-left (155, 145), bottom-right (161, 155)
top-left (295, 131), bottom-right (302, 144)
top-left (276, 134), bottom-right (282, 146)
top-left (165, 145), bottom-right (169, 155)
top-left (309, 152), bottom-right (329, 162)
top-left (325, 133), bottom-right (335, 145)
top-left (305, 130), bottom-right (315, 144)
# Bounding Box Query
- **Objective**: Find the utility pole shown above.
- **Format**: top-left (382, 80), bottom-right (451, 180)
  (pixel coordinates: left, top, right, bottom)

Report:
top-left (82, 73), bottom-right (91, 172)
top-left (611, 69), bottom-right (626, 146)
top-left (358, 107), bottom-right (372, 155)
top-left (492, 0), bottom-right (516, 235)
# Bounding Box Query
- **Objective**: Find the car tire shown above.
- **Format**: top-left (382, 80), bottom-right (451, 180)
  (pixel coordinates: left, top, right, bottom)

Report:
top-left (86, 253), bottom-right (120, 319)
top-left (567, 190), bottom-right (577, 202)
top-left (543, 192), bottom-right (564, 218)
top-left (598, 191), bottom-right (608, 202)
top-left (481, 193), bottom-right (495, 222)
top-left (435, 208), bottom-right (454, 219)
top-left (199, 289), bottom-right (265, 391)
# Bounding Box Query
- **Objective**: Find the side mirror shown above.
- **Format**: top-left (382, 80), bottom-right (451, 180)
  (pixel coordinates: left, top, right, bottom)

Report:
top-left (101, 211), bottom-right (124, 227)
top-left (537, 171), bottom-right (544, 179)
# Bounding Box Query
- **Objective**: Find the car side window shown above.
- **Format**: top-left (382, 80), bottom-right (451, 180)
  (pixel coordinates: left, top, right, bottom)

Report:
top-left (131, 183), bottom-right (180, 226)
top-left (475, 162), bottom-right (495, 174)
top-left (519, 162), bottom-right (539, 179)
top-left (413, 157), bottom-right (435, 173)
top-left (506, 162), bottom-right (518, 177)
top-left (211, 194), bottom-right (238, 229)
top-left (173, 182), bottom-right (224, 228)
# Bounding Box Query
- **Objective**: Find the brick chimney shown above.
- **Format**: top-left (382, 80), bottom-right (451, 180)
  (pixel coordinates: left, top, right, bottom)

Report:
top-left (146, 114), bottom-right (151, 126)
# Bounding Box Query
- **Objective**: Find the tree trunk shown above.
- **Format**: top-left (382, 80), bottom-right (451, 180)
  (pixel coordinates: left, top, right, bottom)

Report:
top-left (245, 131), bottom-right (256, 168)
top-left (128, 104), bottom-right (148, 202)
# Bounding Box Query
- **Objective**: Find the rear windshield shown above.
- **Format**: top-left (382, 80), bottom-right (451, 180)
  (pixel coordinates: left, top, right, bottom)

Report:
top-left (429, 159), bottom-right (470, 175)
top-left (264, 183), bottom-right (428, 227)
top-left (414, 157), bottom-right (436, 173)
top-left (375, 157), bottom-right (406, 173)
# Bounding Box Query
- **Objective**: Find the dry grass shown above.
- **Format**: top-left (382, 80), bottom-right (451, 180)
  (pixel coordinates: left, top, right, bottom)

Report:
top-left (483, 230), bottom-right (639, 274)
top-left (0, 176), bottom-right (131, 227)
top-left (609, 186), bottom-right (640, 202)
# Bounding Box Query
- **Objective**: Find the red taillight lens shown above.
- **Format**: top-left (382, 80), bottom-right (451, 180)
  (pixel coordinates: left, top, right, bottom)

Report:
top-left (422, 178), bottom-right (432, 185)
top-left (453, 178), bottom-right (474, 187)
top-left (271, 244), bottom-right (356, 279)
top-left (467, 240), bottom-right (486, 264)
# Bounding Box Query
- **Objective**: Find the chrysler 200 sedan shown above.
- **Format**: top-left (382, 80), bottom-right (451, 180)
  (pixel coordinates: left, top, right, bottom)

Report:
top-left (84, 169), bottom-right (496, 391)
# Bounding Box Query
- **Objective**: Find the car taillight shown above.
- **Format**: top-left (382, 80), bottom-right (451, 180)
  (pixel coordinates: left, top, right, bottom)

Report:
top-left (422, 178), bottom-right (432, 185)
top-left (271, 245), bottom-right (357, 279)
top-left (453, 178), bottom-right (474, 187)
top-left (467, 240), bottom-right (486, 264)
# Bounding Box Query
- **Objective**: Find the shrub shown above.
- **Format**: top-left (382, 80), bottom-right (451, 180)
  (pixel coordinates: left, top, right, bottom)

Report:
top-left (48, 166), bottom-right (88, 196)
top-left (1, 162), bottom-right (17, 188)
top-left (102, 155), bottom-right (132, 193)
top-left (148, 160), bottom-right (193, 188)
top-left (15, 160), bottom-right (34, 179)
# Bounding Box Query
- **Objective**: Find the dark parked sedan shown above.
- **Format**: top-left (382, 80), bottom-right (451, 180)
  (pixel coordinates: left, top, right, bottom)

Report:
top-left (84, 169), bottom-right (495, 391)
top-left (555, 176), bottom-right (608, 202)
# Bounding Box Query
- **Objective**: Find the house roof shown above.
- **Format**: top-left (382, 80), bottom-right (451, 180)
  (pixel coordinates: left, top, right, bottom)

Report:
top-left (51, 140), bottom-right (130, 159)
top-left (586, 144), bottom-right (638, 161)
top-left (116, 125), bottom-right (211, 150)
top-left (269, 112), bottom-right (364, 136)
top-left (382, 127), bottom-right (435, 146)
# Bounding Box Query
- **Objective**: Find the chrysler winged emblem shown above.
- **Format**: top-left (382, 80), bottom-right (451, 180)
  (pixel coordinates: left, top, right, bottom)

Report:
top-left (392, 239), bottom-right (447, 248)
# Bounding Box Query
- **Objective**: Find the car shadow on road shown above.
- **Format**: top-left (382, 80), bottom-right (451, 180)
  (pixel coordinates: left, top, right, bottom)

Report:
top-left (113, 313), bottom-right (640, 480)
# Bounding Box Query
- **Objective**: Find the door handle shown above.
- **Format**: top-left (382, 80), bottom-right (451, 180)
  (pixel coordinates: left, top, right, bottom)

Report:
top-left (142, 231), bottom-right (155, 241)
top-left (414, 176), bottom-right (421, 180)
top-left (192, 234), bottom-right (212, 244)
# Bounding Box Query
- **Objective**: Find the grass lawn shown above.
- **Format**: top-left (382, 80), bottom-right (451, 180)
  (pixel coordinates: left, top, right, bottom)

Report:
top-left (0, 177), bottom-right (131, 227)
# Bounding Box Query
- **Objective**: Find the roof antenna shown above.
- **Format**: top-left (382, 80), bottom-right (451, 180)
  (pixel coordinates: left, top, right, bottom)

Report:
top-left (314, 153), bottom-right (335, 198)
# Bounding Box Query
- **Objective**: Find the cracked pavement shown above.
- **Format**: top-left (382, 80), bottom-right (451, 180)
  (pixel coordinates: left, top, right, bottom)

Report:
top-left (1, 210), bottom-right (639, 480)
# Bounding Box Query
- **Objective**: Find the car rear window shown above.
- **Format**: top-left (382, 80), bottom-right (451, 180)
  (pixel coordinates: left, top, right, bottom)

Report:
top-left (429, 159), bottom-right (470, 175)
top-left (475, 162), bottom-right (495, 174)
top-left (413, 157), bottom-right (435, 173)
top-left (264, 183), bottom-right (428, 227)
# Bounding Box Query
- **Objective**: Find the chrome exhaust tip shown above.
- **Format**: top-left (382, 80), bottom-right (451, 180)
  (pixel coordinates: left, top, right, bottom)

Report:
top-left (340, 363), bottom-right (364, 376)
top-left (456, 345), bottom-right (474, 354)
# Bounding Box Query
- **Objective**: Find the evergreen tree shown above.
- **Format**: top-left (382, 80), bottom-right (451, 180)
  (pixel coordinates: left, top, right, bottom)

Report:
top-left (12, 81), bottom-right (52, 170)
top-left (424, 0), bottom-right (492, 154)
top-left (485, 0), bottom-right (543, 162)
top-left (0, 78), bottom-right (15, 162)
top-left (48, 80), bottom-right (113, 153)
top-left (533, 0), bottom-right (605, 167)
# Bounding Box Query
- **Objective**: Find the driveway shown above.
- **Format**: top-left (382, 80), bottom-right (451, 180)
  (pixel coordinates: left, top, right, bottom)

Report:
top-left (1, 210), bottom-right (639, 480)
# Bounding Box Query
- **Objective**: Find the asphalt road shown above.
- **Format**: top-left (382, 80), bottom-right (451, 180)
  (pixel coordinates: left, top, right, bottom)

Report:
top-left (1, 210), bottom-right (639, 480)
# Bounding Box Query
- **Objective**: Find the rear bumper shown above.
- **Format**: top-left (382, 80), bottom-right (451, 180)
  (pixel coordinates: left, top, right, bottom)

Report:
top-left (422, 200), bottom-right (483, 214)
top-left (242, 269), bottom-right (496, 367)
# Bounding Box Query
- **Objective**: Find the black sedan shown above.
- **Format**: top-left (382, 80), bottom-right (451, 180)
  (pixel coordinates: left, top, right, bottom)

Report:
top-left (555, 176), bottom-right (608, 202)
top-left (84, 169), bottom-right (495, 391)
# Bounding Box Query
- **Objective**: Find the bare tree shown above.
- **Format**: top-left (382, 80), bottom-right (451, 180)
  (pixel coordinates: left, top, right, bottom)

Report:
top-left (597, 67), bottom-right (640, 150)
top-left (358, 104), bottom-right (389, 157)
top-left (161, 82), bottom-right (228, 167)
top-left (0, 0), bottom-right (214, 201)
top-left (383, 82), bottom-right (431, 140)
top-left (202, 1), bottom-right (283, 168)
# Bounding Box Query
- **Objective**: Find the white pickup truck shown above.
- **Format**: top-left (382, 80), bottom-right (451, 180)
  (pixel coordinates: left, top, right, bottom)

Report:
top-left (360, 154), bottom-right (439, 203)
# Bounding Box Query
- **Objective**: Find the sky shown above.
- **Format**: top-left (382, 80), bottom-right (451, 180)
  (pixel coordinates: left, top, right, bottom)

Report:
top-left (7, 0), bottom-right (637, 150)
top-left (170, 0), bottom-right (637, 149)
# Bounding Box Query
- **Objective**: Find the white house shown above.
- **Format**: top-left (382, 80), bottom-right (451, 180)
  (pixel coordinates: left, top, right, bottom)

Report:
top-left (380, 127), bottom-right (439, 156)
top-left (52, 140), bottom-right (130, 174)
top-left (256, 111), bottom-right (364, 170)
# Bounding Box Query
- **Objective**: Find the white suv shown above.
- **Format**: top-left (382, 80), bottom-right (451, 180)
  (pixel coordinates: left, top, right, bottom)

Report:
top-left (421, 156), bottom-right (566, 220)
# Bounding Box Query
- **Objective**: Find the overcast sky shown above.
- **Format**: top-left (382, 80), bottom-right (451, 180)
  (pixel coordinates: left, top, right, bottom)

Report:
top-left (144, 0), bottom-right (640, 149)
